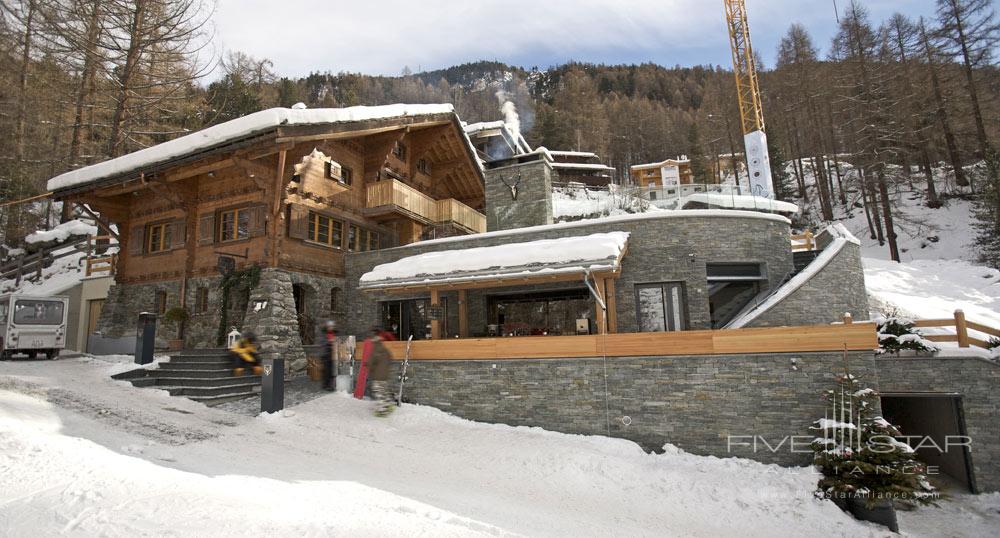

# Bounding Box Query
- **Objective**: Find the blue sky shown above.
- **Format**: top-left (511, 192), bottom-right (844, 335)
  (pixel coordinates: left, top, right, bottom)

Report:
top-left (215, 0), bottom-right (940, 76)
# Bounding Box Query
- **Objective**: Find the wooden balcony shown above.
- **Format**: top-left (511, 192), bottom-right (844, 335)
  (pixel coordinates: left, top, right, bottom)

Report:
top-left (364, 179), bottom-right (485, 234)
top-left (436, 198), bottom-right (486, 234)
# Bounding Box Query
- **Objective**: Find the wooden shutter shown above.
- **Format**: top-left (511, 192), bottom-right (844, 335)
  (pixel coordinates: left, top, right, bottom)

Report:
top-left (247, 205), bottom-right (267, 238)
top-left (288, 204), bottom-right (309, 240)
top-left (198, 213), bottom-right (215, 245)
top-left (171, 220), bottom-right (186, 249)
top-left (128, 225), bottom-right (145, 256)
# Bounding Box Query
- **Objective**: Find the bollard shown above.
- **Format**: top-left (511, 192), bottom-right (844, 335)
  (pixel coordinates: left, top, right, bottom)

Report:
top-left (134, 312), bottom-right (157, 364)
top-left (261, 357), bottom-right (284, 414)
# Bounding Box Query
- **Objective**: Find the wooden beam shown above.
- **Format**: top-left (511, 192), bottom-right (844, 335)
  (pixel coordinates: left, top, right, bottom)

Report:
top-left (75, 203), bottom-right (120, 240)
top-left (458, 289), bottom-right (468, 338)
top-left (233, 156), bottom-right (272, 190)
top-left (362, 270), bottom-right (620, 294)
top-left (605, 278), bottom-right (617, 333)
top-left (430, 289), bottom-right (441, 339)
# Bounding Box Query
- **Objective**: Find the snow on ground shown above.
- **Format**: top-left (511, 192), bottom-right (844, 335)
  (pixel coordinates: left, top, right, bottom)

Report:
top-left (3, 355), bottom-right (965, 537)
top-left (0, 248), bottom-right (87, 296)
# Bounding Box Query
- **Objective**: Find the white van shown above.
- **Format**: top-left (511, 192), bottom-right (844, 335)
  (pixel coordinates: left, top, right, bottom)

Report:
top-left (0, 295), bottom-right (69, 360)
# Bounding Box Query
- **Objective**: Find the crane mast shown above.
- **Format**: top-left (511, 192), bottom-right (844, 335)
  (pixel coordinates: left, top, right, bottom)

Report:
top-left (723, 0), bottom-right (774, 198)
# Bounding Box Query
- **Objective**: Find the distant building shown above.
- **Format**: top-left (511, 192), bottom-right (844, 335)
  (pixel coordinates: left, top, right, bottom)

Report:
top-left (629, 157), bottom-right (693, 190)
top-left (545, 150), bottom-right (616, 187)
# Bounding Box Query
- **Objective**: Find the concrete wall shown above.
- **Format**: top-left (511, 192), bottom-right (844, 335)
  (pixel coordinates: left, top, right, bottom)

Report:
top-left (877, 355), bottom-right (1000, 492)
top-left (66, 276), bottom-right (112, 352)
top-left (344, 212), bottom-right (794, 337)
top-left (747, 239), bottom-right (869, 327)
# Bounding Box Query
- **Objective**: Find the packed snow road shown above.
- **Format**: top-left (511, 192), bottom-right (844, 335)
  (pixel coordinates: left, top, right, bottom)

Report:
top-left (1, 355), bottom-right (997, 537)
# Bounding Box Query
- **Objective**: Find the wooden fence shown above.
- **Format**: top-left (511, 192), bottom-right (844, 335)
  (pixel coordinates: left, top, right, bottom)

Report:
top-left (83, 234), bottom-right (117, 277)
top-left (910, 310), bottom-right (999, 351)
top-left (0, 234), bottom-right (89, 285)
top-left (382, 322), bottom-right (877, 361)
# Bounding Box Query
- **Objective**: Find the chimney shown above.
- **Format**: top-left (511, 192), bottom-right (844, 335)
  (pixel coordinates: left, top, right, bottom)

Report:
top-left (483, 151), bottom-right (554, 231)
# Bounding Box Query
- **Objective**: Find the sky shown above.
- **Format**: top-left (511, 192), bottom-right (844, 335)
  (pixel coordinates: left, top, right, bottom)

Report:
top-left (213, 0), bottom-right (941, 77)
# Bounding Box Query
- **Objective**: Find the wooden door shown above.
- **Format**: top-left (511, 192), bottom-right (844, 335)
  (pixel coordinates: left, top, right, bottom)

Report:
top-left (85, 299), bottom-right (104, 351)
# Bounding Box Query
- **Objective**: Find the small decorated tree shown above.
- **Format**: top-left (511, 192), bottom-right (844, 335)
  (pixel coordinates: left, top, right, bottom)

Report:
top-left (812, 368), bottom-right (937, 529)
top-left (874, 313), bottom-right (937, 355)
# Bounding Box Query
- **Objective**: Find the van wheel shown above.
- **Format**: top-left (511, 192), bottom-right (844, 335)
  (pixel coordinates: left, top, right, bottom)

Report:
top-left (47, 350), bottom-right (58, 360)
top-left (26, 351), bottom-right (37, 360)
top-left (0, 351), bottom-right (8, 361)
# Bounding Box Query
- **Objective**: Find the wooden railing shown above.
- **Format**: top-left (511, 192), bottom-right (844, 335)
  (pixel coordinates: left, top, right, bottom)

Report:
top-left (367, 178), bottom-right (487, 233)
top-left (910, 310), bottom-right (999, 351)
top-left (791, 230), bottom-right (815, 251)
top-left (84, 234), bottom-right (118, 277)
top-left (382, 322), bottom-right (877, 361)
top-left (0, 234), bottom-right (90, 285)
top-left (436, 198), bottom-right (487, 233)
top-left (366, 179), bottom-right (440, 224)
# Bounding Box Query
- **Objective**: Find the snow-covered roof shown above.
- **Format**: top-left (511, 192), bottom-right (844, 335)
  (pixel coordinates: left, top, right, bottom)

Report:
top-left (463, 120), bottom-right (507, 134)
top-left (550, 162), bottom-right (616, 172)
top-left (682, 193), bottom-right (799, 214)
top-left (548, 150), bottom-right (599, 158)
top-left (359, 232), bottom-right (629, 290)
top-left (631, 158), bottom-right (691, 170)
top-left (48, 104), bottom-right (461, 192)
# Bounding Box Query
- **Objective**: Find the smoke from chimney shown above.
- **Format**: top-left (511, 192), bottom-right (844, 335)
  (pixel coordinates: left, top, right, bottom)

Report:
top-left (495, 89), bottom-right (521, 142)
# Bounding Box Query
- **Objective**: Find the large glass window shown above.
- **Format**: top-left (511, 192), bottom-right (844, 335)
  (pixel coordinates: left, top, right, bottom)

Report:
top-left (13, 300), bottom-right (64, 325)
top-left (381, 298), bottom-right (448, 340)
top-left (487, 289), bottom-right (592, 336)
top-left (635, 283), bottom-right (686, 332)
top-left (707, 263), bottom-right (764, 328)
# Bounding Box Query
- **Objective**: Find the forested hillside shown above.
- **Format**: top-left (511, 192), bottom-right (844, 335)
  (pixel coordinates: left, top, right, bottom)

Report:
top-left (1, 1), bottom-right (998, 265)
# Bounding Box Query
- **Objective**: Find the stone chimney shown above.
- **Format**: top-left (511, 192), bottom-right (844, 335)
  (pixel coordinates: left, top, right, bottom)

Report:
top-left (484, 152), bottom-right (554, 231)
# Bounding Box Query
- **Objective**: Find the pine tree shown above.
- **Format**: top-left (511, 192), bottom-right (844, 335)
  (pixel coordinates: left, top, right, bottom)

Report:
top-left (686, 123), bottom-right (710, 183)
top-left (971, 149), bottom-right (1000, 268)
top-left (811, 369), bottom-right (937, 509)
top-left (766, 131), bottom-right (794, 201)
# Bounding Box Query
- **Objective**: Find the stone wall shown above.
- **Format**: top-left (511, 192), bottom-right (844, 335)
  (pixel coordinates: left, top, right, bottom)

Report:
top-left (241, 268), bottom-right (307, 371)
top-left (344, 212), bottom-right (794, 337)
top-left (746, 239), bottom-right (869, 327)
top-left (387, 351), bottom-right (876, 466)
top-left (484, 158), bottom-right (553, 231)
top-left (877, 355), bottom-right (1000, 492)
top-left (95, 280), bottom-right (182, 349)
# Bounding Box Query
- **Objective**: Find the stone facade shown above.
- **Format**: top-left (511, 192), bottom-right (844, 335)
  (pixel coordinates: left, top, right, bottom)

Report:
top-left (238, 269), bottom-right (306, 372)
top-left (876, 355), bottom-right (1000, 492)
top-left (344, 212), bottom-right (795, 336)
top-left (385, 351), bottom-right (876, 465)
top-left (95, 280), bottom-right (182, 349)
top-left (484, 158), bottom-right (554, 231)
top-left (746, 239), bottom-right (870, 327)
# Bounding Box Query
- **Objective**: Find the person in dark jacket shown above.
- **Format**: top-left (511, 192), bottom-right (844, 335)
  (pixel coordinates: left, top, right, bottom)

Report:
top-left (367, 329), bottom-right (393, 416)
top-left (321, 320), bottom-right (337, 391)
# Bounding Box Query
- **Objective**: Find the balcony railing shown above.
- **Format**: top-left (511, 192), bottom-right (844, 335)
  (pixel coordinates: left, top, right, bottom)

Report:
top-left (365, 178), bottom-right (486, 234)
top-left (436, 198), bottom-right (486, 233)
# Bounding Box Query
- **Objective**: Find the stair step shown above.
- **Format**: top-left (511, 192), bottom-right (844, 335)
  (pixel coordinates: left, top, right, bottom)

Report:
top-left (147, 368), bottom-right (235, 379)
top-left (171, 348), bottom-right (229, 358)
top-left (167, 354), bottom-right (231, 364)
top-left (159, 361), bottom-right (232, 370)
top-left (149, 375), bottom-right (261, 387)
top-left (159, 383), bottom-right (260, 398)
top-left (191, 391), bottom-right (258, 406)
top-left (129, 377), bottom-right (157, 388)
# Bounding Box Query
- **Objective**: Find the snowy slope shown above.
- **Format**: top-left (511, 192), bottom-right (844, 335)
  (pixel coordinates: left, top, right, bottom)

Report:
top-left (0, 356), bottom-right (926, 537)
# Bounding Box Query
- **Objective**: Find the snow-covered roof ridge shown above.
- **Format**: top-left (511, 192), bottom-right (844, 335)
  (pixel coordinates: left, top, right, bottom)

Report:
top-left (48, 103), bottom-right (458, 192)
top-left (360, 232), bottom-right (629, 288)
top-left (631, 157), bottom-right (691, 169)
top-left (382, 209), bottom-right (790, 253)
top-left (548, 150), bottom-right (599, 158)
top-left (817, 221), bottom-right (861, 246)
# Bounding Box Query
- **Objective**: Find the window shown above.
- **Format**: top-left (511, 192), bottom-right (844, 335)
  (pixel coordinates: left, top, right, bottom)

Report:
top-left (635, 283), bottom-right (686, 332)
top-left (146, 222), bottom-right (171, 253)
top-left (488, 289), bottom-right (591, 336)
top-left (348, 224), bottom-right (359, 251)
top-left (155, 291), bottom-right (168, 315)
top-left (392, 141), bottom-right (407, 160)
top-left (381, 298), bottom-right (448, 340)
top-left (307, 212), bottom-right (343, 248)
top-left (12, 300), bottom-right (64, 325)
top-left (341, 166), bottom-right (353, 186)
top-left (416, 158), bottom-right (431, 175)
top-left (218, 208), bottom-right (249, 242)
top-left (195, 287), bottom-right (209, 314)
top-left (706, 263), bottom-right (764, 328)
top-left (369, 231), bottom-right (380, 251)
top-left (330, 287), bottom-right (340, 313)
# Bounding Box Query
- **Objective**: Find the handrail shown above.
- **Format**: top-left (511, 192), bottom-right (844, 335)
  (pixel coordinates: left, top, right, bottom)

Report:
top-left (791, 231), bottom-right (815, 251)
top-left (859, 310), bottom-right (998, 352)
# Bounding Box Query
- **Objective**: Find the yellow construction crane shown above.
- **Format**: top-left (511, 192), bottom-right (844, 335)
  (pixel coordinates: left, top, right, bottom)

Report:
top-left (723, 0), bottom-right (773, 198)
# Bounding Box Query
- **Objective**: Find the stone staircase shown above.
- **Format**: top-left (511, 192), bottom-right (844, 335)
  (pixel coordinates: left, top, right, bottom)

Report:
top-left (116, 349), bottom-right (261, 406)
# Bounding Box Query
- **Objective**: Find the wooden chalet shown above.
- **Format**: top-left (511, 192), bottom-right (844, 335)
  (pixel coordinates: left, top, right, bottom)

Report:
top-left (46, 104), bottom-right (486, 349)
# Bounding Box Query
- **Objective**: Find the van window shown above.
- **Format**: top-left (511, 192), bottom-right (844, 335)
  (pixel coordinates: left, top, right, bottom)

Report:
top-left (13, 300), bottom-right (64, 325)
top-left (0, 302), bottom-right (7, 323)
